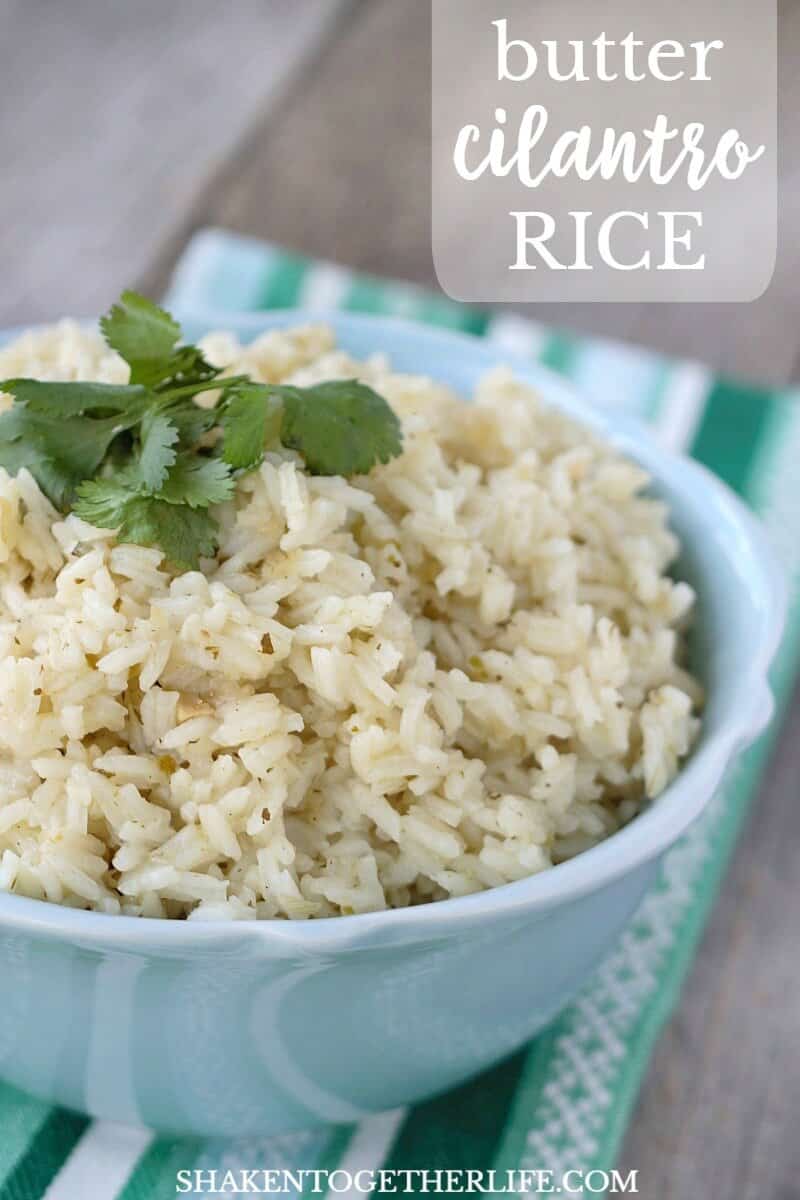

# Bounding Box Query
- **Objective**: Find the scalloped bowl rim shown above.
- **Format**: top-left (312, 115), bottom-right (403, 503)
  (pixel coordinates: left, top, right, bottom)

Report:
top-left (0, 308), bottom-right (786, 950)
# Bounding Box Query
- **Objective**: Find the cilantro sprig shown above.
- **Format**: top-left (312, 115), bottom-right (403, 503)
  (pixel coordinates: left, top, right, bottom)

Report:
top-left (0, 291), bottom-right (403, 567)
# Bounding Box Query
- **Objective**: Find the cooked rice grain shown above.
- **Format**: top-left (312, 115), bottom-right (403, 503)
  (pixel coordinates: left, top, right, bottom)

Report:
top-left (0, 321), bottom-right (701, 919)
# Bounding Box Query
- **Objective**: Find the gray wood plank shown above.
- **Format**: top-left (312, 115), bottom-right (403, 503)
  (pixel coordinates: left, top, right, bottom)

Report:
top-left (617, 678), bottom-right (800, 1197)
top-left (0, 0), bottom-right (350, 326)
top-left (137, 0), bottom-right (435, 302)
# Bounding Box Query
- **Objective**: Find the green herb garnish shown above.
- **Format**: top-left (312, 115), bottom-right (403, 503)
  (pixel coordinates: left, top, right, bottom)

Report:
top-left (0, 291), bottom-right (403, 567)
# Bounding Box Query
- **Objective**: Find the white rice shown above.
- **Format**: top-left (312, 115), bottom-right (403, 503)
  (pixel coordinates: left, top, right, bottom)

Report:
top-left (0, 320), bottom-right (701, 919)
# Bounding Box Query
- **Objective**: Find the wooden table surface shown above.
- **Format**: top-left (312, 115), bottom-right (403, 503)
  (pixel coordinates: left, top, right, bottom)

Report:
top-left (2, 1), bottom-right (798, 1193)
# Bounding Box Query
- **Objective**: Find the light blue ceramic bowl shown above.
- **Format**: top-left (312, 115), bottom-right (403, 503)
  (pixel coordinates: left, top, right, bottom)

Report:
top-left (0, 312), bottom-right (786, 1136)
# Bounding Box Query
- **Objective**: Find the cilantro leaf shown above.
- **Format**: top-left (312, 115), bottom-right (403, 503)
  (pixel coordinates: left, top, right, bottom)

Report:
top-left (166, 398), bottom-right (218, 448)
top-left (0, 440), bottom-right (75, 511)
top-left (47, 416), bottom-right (127, 481)
top-left (1, 291), bottom-right (404, 563)
top-left (0, 378), bottom-right (149, 507)
top-left (100, 292), bottom-right (181, 387)
top-left (120, 496), bottom-right (219, 568)
top-left (0, 378), bottom-right (147, 417)
top-left (156, 344), bottom-right (221, 389)
top-left (220, 384), bottom-right (283, 471)
top-left (157, 455), bottom-right (234, 508)
top-left (279, 380), bottom-right (403, 476)
top-left (137, 412), bottom-right (178, 492)
top-left (0, 405), bottom-right (136, 508)
top-left (99, 293), bottom-right (221, 391)
top-left (72, 478), bottom-right (136, 528)
top-left (74, 478), bottom-right (218, 568)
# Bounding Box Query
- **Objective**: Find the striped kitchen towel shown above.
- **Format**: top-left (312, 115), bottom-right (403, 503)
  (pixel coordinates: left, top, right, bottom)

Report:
top-left (1, 228), bottom-right (798, 1200)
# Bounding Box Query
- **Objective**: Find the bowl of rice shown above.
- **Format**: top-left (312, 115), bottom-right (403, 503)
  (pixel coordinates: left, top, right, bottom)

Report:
top-left (0, 309), bottom-right (784, 1135)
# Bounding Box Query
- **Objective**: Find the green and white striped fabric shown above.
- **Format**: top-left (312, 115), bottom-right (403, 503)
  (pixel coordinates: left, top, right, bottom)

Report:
top-left (2, 228), bottom-right (799, 1200)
